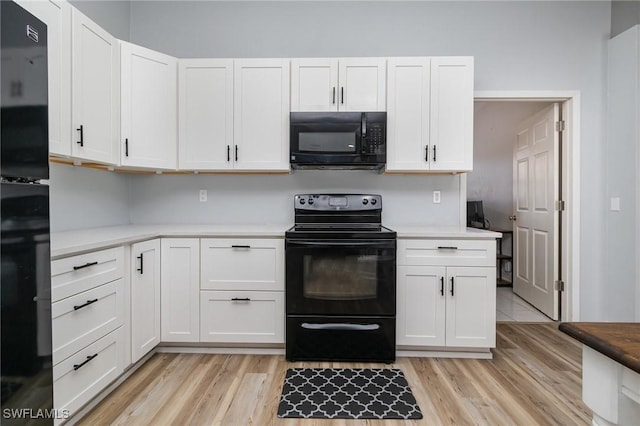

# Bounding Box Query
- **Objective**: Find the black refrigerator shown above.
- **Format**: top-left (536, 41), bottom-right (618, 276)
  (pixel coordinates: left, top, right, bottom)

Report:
top-left (1, 1), bottom-right (54, 423)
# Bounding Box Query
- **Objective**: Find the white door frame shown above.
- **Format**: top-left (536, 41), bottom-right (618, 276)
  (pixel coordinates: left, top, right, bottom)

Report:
top-left (462, 90), bottom-right (581, 322)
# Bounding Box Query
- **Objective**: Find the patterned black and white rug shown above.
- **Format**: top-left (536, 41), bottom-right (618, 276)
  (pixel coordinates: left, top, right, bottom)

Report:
top-left (277, 368), bottom-right (423, 419)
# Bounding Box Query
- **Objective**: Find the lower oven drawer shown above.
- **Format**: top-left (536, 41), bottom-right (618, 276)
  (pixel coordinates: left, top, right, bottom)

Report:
top-left (286, 316), bottom-right (395, 363)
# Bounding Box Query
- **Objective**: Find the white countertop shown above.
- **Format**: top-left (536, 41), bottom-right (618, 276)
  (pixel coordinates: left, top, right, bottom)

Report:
top-left (50, 224), bottom-right (292, 259)
top-left (51, 224), bottom-right (501, 259)
top-left (390, 225), bottom-right (502, 239)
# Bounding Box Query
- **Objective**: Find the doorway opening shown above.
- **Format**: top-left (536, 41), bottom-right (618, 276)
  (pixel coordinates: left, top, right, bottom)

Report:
top-left (464, 91), bottom-right (581, 323)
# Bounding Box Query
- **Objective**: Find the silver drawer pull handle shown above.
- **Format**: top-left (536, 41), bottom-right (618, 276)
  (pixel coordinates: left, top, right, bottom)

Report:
top-left (437, 246), bottom-right (458, 250)
top-left (231, 245), bottom-right (251, 249)
top-left (231, 297), bottom-right (251, 302)
top-left (301, 323), bottom-right (380, 331)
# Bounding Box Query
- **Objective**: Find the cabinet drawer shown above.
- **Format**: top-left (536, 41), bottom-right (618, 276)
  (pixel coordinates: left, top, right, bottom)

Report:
top-left (397, 239), bottom-right (495, 267)
top-left (51, 247), bottom-right (125, 302)
top-left (52, 279), bottom-right (124, 365)
top-left (53, 327), bottom-right (124, 422)
top-left (200, 238), bottom-right (284, 291)
top-left (200, 290), bottom-right (284, 343)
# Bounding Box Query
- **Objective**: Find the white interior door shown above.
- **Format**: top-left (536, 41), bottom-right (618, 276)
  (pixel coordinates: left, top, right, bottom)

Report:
top-left (512, 103), bottom-right (560, 320)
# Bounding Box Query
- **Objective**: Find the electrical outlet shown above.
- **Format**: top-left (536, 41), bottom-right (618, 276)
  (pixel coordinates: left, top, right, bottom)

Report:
top-left (610, 197), bottom-right (620, 211)
top-left (433, 190), bottom-right (441, 204)
top-left (199, 189), bottom-right (207, 202)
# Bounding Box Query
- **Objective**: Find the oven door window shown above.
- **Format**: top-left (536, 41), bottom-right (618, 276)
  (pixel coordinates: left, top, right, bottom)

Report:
top-left (286, 241), bottom-right (396, 316)
top-left (303, 253), bottom-right (378, 300)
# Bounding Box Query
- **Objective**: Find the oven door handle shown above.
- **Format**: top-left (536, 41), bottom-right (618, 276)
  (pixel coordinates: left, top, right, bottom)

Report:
top-left (301, 322), bottom-right (380, 331)
top-left (286, 240), bottom-right (395, 249)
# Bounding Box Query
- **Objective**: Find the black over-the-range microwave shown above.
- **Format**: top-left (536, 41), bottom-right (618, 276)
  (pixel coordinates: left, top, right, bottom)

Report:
top-left (289, 112), bottom-right (387, 170)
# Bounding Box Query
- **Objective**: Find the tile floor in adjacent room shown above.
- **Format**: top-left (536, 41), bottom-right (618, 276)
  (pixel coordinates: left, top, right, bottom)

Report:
top-left (496, 287), bottom-right (554, 322)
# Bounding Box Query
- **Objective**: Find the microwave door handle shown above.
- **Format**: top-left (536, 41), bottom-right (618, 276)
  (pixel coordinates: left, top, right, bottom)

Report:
top-left (361, 113), bottom-right (367, 139)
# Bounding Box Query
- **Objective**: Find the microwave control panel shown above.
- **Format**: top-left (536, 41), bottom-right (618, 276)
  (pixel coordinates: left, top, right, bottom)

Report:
top-left (365, 125), bottom-right (385, 155)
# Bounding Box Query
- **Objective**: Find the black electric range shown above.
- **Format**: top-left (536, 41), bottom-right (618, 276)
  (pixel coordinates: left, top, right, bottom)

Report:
top-left (284, 194), bottom-right (397, 363)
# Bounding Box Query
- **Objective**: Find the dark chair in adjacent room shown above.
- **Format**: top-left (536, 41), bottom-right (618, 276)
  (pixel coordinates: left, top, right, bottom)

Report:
top-left (467, 200), bottom-right (490, 229)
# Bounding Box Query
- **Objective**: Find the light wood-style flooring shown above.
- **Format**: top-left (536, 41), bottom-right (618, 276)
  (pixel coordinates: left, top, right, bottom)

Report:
top-left (80, 323), bottom-right (591, 425)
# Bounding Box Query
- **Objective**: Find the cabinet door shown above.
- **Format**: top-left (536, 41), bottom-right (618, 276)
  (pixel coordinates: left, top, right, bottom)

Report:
top-left (17, 0), bottom-right (72, 157)
top-left (290, 58), bottom-right (338, 112)
top-left (71, 8), bottom-right (119, 164)
top-left (338, 58), bottom-right (386, 112)
top-left (120, 42), bottom-right (177, 170)
top-left (131, 239), bottom-right (160, 363)
top-left (178, 59), bottom-right (233, 170)
top-left (429, 57), bottom-right (474, 171)
top-left (161, 239), bottom-right (200, 343)
top-left (386, 57), bottom-right (430, 171)
top-left (445, 266), bottom-right (496, 348)
top-left (396, 266), bottom-right (446, 346)
top-left (233, 59), bottom-right (290, 171)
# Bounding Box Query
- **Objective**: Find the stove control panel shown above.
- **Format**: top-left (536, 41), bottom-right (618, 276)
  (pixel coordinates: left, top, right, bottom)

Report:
top-left (294, 194), bottom-right (382, 211)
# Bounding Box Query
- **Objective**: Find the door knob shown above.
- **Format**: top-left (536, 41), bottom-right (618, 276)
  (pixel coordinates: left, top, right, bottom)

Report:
top-left (509, 215), bottom-right (517, 221)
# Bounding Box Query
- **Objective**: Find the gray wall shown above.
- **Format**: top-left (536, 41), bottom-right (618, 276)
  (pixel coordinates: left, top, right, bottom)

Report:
top-left (605, 26), bottom-right (639, 321)
top-left (51, 1), bottom-right (616, 320)
top-left (128, 171), bottom-right (460, 227)
top-left (611, 1), bottom-right (640, 37)
top-left (49, 163), bottom-right (130, 232)
top-left (68, 0), bottom-right (130, 40)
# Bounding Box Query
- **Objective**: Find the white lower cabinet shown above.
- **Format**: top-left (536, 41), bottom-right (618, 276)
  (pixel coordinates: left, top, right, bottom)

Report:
top-left (51, 246), bottom-right (127, 422)
top-left (199, 237), bottom-right (285, 344)
top-left (161, 238), bottom-right (200, 342)
top-left (131, 239), bottom-right (161, 363)
top-left (53, 327), bottom-right (125, 424)
top-left (396, 239), bottom-right (496, 349)
top-left (200, 290), bottom-right (284, 343)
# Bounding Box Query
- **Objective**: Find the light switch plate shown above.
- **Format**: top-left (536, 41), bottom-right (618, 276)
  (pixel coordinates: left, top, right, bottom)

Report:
top-left (433, 191), bottom-right (441, 204)
top-left (199, 189), bottom-right (207, 202)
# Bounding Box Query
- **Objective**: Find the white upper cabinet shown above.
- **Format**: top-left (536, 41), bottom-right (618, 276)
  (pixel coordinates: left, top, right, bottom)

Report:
top-left (120, 42), bottom-right (177, 170)
top-left (386, 57), bottom-right (431, 171)
top-left (291, 58), bottom-right (386, 112)
top-left (178, 58), bottom-right (289, 172)
top-left (16, 0), bottom-right (72, 157)
top-left (178, 59), bottom-right (234, 170)
top-left (233, 59), bottom-right (290, 171)
top-left (70, 8), bottom-right (119, 165)
top-left (386, 56), bottom-right (474, 172)
top-left (429, 56), bottom-right (474, 171)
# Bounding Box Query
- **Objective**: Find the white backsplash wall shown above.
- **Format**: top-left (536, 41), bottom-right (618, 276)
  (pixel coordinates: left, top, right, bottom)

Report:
top-left (128, 171), bottom-right (461, 227)
top-left (48, 163), bottom-right (130, 232)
